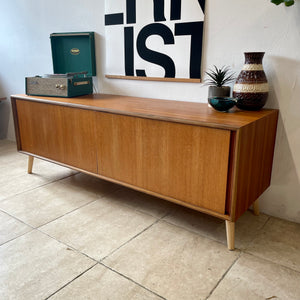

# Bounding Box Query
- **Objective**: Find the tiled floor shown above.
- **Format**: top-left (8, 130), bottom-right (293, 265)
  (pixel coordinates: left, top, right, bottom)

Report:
top-left (1, 139), bottom-right (300, 300)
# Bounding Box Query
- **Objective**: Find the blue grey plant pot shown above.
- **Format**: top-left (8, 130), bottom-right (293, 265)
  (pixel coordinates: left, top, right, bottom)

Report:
top-left (208, 86), bottom-right (231, 98)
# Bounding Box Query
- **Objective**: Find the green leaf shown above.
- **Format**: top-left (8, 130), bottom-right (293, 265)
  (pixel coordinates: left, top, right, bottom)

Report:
top-left (284, 0), bottom-right (294, 6)
top-left (271, 0), bottom-right (294, 5)
top-left (271, 0), bottom-right (284, 5)
top-left (205, 65), bottom-right (235, 87)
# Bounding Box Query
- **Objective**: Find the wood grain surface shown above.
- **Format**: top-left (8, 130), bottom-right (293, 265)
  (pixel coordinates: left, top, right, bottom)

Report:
top-left (232, 111), bottom-right (279, 221)
top-left (15, 100), bottom-right (97, 173)
top-left (11, 94), bottom-right (279, 223)
top-left (95, 112), bottom-right (231, 214)
top-left (12, 94), bottom-right (277, 130)
top-left (105, 75), bottom-right (201, 83)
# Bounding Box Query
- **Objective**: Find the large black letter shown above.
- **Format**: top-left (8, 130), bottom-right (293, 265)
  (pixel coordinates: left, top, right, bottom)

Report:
top-left (126, 0), bottom-right (136, 24)
top-left (153, 0), bottom-right (166, 22)
top-left (170, 0), bottom-right (181, 21)
top-left (175, 22), bottom-right (203, 79)
top-left (136, 23), bottom-right (175, 78)
top-left (124, 27), bottom-right (134, 76)
top-left (105, 13), bottom-right (124, 26)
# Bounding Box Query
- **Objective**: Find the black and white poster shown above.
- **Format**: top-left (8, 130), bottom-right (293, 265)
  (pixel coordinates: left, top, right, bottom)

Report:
top-left (105, 0), bottom-right (206, 81)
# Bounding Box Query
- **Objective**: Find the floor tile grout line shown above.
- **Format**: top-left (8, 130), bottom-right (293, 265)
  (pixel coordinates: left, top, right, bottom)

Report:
top-left (109, 186), bottom-right (178, 214)
top-left (243, 214), bottom-right (272, 252)
top-left (0, 228), bottom-right (35, 247)
top-left (1, 174), bottom-right (122, 232)
top-left (205, 252), bottom-right (242, 300)
top-left (0, 167), bottom-right (76, 184)
top-left (37, 207), bottom-right (177, 267)
top-left (86, 185), bottom-right (173, 220)
top-left (259, 214), bottom-right (272, 230)
top-left (159, 218), bottom-right (239, 251)
top-left (44, 262), bottom-right (98, 300)
top-left (36, 199), bottom-right (99, 229)
top-left (0, 208), bottom-right (36, 247)
top-left (99, 218), bottom-right (162, 262)
top-left (2, 219), bottom-right (100, 267)
top-left (0, 175), bottom-right (71, 203)
top-left (1, 168), bottom-right (174, 239)
top-left (0, 207), bottom-right (36, 229)
top-left (35, 186), bottom-right (126, 229)
top-left (37, 208), bottom-right (168, 276)
top-left (99, 211), bottom-right (170, 263)
top-left (36, 228), bottom-right (101, 264)
top-left (161, 211), bottom-right (272, 251)
top-left (242, 250), bottom-right (300, 275)
top-left (99, 262), bottom-right (166, 300)
top-left (37, 227), bottom-right (166, 299)
top-left (0, 184), bottom-right (100, 235)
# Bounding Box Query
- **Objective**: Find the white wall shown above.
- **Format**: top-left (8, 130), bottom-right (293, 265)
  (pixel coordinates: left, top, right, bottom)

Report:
top-left (0, 0), bottom-right (299, 223)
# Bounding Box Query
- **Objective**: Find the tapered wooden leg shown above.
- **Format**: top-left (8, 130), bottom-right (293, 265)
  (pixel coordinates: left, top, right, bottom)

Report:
top-left (253, 199), bottom-right (260, 216)
top-left (27, 156), bottom-right (34, 174)
top-left (225, 220), bottom-right (235, 250)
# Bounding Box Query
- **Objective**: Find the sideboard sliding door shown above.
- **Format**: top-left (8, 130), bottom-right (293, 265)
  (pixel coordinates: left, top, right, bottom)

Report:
top-left (95, 112), bottom-right (231, 214)
top-left (16, 100), bottom-right (97, 173)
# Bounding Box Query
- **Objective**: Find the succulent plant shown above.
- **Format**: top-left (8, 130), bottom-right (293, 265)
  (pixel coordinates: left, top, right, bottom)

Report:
top-left (271, 0), bottom-right (294, 6)
top-left (205, 66), bottom-right (235, 87)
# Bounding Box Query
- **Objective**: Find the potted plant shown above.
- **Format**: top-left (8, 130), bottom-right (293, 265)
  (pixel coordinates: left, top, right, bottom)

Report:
top-left (205, 65), bottom-right (235, 98)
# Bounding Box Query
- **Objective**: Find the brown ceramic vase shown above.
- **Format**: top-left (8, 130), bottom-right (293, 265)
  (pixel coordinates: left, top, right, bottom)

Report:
top-left (233, 52), bottom-right (269, 111)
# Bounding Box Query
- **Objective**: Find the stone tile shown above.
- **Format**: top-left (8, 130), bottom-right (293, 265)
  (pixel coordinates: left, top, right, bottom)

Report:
top-left (0, 152), bottom-right (76, 182)
top-left (0, 151), bottom-right (77, 201)
top-left (0, 148), bottom-right (31, 167)
top-left (0, 181), bottom-right (99, 228)
top-left (163, 207), bottom-right (269, 250)
top-left (0, 230), bottom-right (95, 300)
top-left (208, 253), bottom-right (300, 300)
top-left (0, 142), bottom-right (74, 182)
top-left (29, 159), bottom-right (77, 181)
top-left (0, 158), bottom-right (30, 180)
top-left (103, 221), bottom-right (239, 300)
top-left (246, 217), bottom-right (300, 272)
top-left (60, 172), bottom-right (120, 197)
top-left (0, 210), bottom-right (32, 245)
top-left (0, 172), bottom-right (51, 201)
top-left (62, 174), bottom-right (176, 219)
top-left (103, 186), bottom-right (177, 219)
top-left (40, 199), bottom-right (157, 261)
top-left (0, 153), bottom-right (30, 180)
top-left (50, 264), bottom-right (162, 300)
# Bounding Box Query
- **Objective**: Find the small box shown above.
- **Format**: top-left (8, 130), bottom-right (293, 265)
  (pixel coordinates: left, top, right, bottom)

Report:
top-left (26, 32), bottom-right (96, 97)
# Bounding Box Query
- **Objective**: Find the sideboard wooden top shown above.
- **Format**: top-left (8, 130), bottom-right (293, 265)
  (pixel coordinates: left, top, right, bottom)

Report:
top-left (11, 94), bottom-right (278, 130)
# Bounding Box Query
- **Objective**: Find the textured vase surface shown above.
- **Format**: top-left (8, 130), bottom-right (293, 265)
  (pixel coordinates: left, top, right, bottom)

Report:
top-left (233, 52), bottom-right (269, 111)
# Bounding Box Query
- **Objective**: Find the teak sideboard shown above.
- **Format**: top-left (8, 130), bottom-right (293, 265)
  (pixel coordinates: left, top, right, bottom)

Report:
top-left (11, 94), bottom-right (279, 250)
